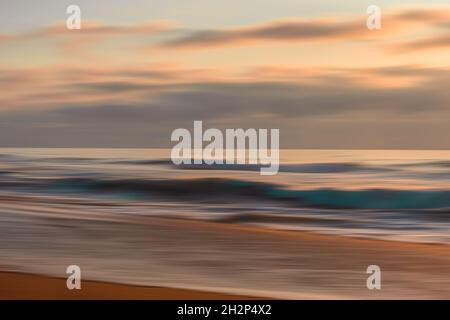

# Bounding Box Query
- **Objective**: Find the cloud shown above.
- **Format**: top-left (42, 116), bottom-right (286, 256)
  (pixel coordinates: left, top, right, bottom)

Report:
top-left (160, 8), bottom-right (450, 50)
top-left (161, 19), bottom-right (372, 49)
top-left (0, 65), bottom-right (449, 148)
top-left (0, 64), bottom-right (223, 110)
top-left (1, 20), bottom-right (174, 41)
top-left (1, 6), bottom-right (449, 149)
top-left (393, 8), bottom-right (450, 22)
top-left (395, 33), bottom-right (450, 52)
top-left (2, 64), bottom-right (449, 113)
top-left (0, 20), bottom-right (175, 58)
top-left (42, 21), bottom-right (174, 37)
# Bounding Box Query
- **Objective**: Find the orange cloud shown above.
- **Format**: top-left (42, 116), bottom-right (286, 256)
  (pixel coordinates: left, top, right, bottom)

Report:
top-left (159, 8), bottom-right (450, 50)
top-left (35, 20), bottom-right (175, 37)
top-left (395, 34), bottom-right (450, 52)
top-left (0, 20), bottom-right (175, 58)
top-left (0, 20), bottom-right (174, 41)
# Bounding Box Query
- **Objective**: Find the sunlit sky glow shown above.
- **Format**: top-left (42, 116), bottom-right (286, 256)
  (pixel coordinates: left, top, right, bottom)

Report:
top-left (0, 0), bottom-right (450, 148)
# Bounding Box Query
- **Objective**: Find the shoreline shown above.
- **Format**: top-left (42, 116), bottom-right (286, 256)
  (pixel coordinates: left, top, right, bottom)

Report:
top-left (2, 206), bottom-right (450, 299)
top-left (0, 271), bottom-right (259, 300)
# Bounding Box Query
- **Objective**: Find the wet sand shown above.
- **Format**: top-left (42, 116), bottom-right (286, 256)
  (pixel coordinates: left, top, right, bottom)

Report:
top-left (2, 194), bottom-right (450, 299)
top-left (2, 216), bottom-right (450, 299)
top-left (0, 272), bottom-right (256, 300)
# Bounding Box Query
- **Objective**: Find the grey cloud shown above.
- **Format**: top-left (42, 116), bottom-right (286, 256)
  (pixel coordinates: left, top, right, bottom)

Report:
top-left (397, 34), bottom-right (450, 51)
top-left (1, 69), bottom-right (450, 148)
top-left (162, 20), bottom-right (364, 49)
top-left (161, 9), bottom-right (450, 50)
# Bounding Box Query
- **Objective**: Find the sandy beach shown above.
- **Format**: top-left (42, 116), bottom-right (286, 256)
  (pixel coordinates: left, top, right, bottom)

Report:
top-left (2, 211), bottom-right (450, 299)
top-left (0, 271), bottom-right (256, 300)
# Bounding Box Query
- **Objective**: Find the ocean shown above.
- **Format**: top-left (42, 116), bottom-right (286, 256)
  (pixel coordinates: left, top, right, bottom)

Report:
top-left (0, 148), bottom-right (449, 298)
top-left (1, 148), bottom-right (450, 243)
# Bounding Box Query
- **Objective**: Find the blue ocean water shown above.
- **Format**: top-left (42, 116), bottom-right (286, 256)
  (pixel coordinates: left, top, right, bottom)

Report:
top-left (0, 148), bottom-right (449, 243)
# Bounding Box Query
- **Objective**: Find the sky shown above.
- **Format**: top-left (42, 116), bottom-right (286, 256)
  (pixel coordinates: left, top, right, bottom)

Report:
top-left (0, 0), bottom-right (450, 149)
